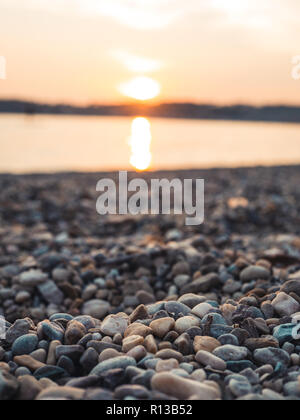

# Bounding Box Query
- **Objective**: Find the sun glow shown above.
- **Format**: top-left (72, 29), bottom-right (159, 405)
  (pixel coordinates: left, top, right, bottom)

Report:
top-left (119, 76), bottom-right (160, 101)
top-left (129, 117), bottom-right (152, 171)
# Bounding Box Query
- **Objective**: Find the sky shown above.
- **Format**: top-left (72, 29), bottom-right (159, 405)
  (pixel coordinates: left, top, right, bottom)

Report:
top-left (0, 0), bottom-right (299, 105)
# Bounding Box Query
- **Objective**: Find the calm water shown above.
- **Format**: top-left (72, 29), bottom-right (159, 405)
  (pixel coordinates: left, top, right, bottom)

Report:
top-left (1, 114), bottom-right (300, 173)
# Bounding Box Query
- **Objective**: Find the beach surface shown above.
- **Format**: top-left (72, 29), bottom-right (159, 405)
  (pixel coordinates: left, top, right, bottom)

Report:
top-left (1, 166), bottom-right (300, 400)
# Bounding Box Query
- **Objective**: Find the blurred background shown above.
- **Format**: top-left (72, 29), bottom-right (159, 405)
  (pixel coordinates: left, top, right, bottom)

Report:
top-left (0, 0), bottom-right (300, 173)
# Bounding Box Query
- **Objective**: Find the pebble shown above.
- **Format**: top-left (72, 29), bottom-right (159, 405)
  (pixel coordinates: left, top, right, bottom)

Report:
top-left (213, 345), bottom-right (248, 362)
top-left (89, 356), bottom-right (137, 376)
top-left (38, 281), bottom-right (64, 305)
top-left (240, 266), bottom-right (271, 283)
top-left (175, 316), bottom-right (201, 334)
top-left (19, 269), bottom-right (48, 287)
top-left (150, 317), bottom-right (175, 338)
top-left (100, 314), bottom-right (129, 337)
top-left (82, 300), bottom-right (110, 319)
top-left (151, 373), bottom-right (221, 400)
top-left (272, 293), bottom-right (300, 317)
top-left (12, 334), bottom-right (38, 356)
top-left (192, 303), bottom-right (214, 318)
top-left (156, 359), bottom-right (179, 372)
top-left (0, 371), bottom-right (19, 400)
top-left (254, 348), bottom-right (291, 367)
top-left (196, 351), bottom-right (226, 371)
top-left (193, 336), bottom-right (221, 353)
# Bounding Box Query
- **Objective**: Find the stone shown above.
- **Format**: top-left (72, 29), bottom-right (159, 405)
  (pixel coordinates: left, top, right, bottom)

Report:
top-left (39, 321), bottom-right (64, 342)
top-left (151, 373), bottom-right (221, 400)
top-left (55, 345), bottom-right (84, 361)
top-left (89, 356), bottom-right (137, 376)
top-left (165, 301), bottom-right (191, 317)
top-left (178, 294), bottom-right (206, 308)
top-left (281, 280), bottom-right (300, 297)
top-left (144, 335), bottom-right (158, 354)
top-left (193, 336), bottom-right (221, 353)
top-left (156, 359), bottom-right (179, 372)
top-left (192, 303), bottom-right (214, 319)
top-left (14, 355), bottom-right (45, 372)
top-left (245, 337), bottom-right (279, 352)
top-left (15, 291), bottom-right (31, 304)
top-left (0, 371), bottom-right (19, 400)
top-left (82, 300), bottom-right (110, 319)
top-left (17, 375), bottom-right (42, 400)
top-left (196, 351), bottom-right (226, 371)
top-left (254, 348), bottom-right (291, 367)
top-left (213, 345), bottom-right (248, 362)
top-left (124, 323), bottom-right (152, 338)
top-left (218, 334), bottom-right (239, 346)
top-left (36, 386), bottom-right (85, 400)
top-left (19, 269), bottom-right (48, 287)
top-left (30, 349), bottom-right (47, 363)
top-left (122, 335), bottom-right (144, 352)
top-left (181, 273), bottom-right (221, 294)
top-left (114, 385), bottom-right (150, 400)
top-left (175, 316), bottom-right (200, 334)
top-left (64, 320), bottom-right (86, 345)
top-left (47, 341), bottom-right (61, 365)
top-left (150, 317), bottom-right (175, 338)
top-left (201, 313), bottom-right (227, 326)
top-left (127, 345), bottom-right (147, 361)
top-left (6, 319), bottom-right (33, 345)
top-left (100, 314), bottom-right (129, 337)
top-left (80, 348), bottom-right (99, 373)
top-left (12, 334), bottom-right (38, 356)
top-left (240, 266), bottom-right (270, 283)
top-left (273, 324), bottom-right (295, 345)
top-left (229, 379), bottom-right (252, 398)
top-left (38, 280), bottom-right (64, 305)
top-left (272, 293), bottom-right (300, 317)
top-left (34, 366), bottom-right (67, 381)
top-left (155, 349), bottom-right (184, 363)
top-left (129, 305), bottom-right (149, 323)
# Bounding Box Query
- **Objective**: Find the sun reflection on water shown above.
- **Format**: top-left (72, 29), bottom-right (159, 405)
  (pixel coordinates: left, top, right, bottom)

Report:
top-left (129, 117), bottom-right (152, 171)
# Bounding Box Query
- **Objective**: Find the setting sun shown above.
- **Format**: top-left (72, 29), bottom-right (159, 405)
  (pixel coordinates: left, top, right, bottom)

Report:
top-left (129, 117), bottom-right (152, 171)
top-left (119, 76), bottom-right (161, 101)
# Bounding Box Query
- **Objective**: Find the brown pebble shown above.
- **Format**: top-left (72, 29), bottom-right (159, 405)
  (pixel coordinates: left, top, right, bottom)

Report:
top-left (47, 341), bottom-right (61, 365)
top-left (122, 335), bottom-right (144, 352)
top-left (98, 348), bottom-right (121, 362)
top-left (144, 335), bottom-right (158, 354)
top-left (156, 349), bottom-right (184, 363)
top-left (194, 336), bottom-right (221, 353)
top-left (126, 345), bottom-right (147, 361)
top-left (17, 375), bottom-right (42, 400)
top-left (124, 323), bottom-right (152, 338)
top-left (14, 355), bottom-right (45, 372)
top-left (129, 305), bottom-right (149, 323)
top-left (150, 317), bottom-right (175, 339)
top-left (156, 358), bottom-right (179, 372)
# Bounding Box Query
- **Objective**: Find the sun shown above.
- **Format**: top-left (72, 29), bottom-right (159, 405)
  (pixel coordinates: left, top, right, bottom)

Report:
top-left (119, 76), bottom-right (160, 101)
top-left (129, 117), bottom-right (152, 171)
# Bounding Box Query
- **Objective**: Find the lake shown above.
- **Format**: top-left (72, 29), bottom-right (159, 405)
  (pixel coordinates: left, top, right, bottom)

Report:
top-left (1, 114), bottom-right (300, 173)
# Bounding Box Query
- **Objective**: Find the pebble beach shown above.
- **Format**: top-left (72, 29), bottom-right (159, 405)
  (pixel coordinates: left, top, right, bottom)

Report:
top-left (1, 166), bottom-right (300, 400)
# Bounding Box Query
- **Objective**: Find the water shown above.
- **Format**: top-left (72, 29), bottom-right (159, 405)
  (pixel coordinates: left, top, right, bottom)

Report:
top-left (1, 113), bottom-right (300, 173)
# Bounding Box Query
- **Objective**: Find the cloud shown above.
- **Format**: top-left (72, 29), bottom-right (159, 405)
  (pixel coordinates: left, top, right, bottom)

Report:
top-left (111, 50), bottom-right (163, 73)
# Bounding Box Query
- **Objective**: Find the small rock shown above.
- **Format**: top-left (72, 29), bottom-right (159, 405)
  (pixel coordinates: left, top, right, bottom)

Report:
top-left (240, 266), bottom-right (270, 283)
top-left (82, 300), bottom-right (110, 320)
top-left (150, 317), bottom-right (175, 338)
top-left (100, 314), bottom-right (129, 337)
top-left (213, 345), bottom-right (248, 362)
top-left (254, 347), bottom-right (291, 367)
top-left (12, 334), bottom-right (38, 356)
top-left (194, 336), bottom-right (221, 353)
top-left (196, 351), bottom-right (226, 371)
top-left (272, 293), bottom-right (300, 317)
top-left (89, 356), bottom-right (137, 376)
top-left (175, 316), bottom-right (200, 334)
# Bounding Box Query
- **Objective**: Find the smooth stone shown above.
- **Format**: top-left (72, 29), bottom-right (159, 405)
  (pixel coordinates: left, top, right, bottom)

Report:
top-left (146, 302), bottom-right (165, 316)
top-left (144, 335), bottom-right (158, 354)
top-left (66, 376), bottom-right (100, 389)
top-left (284, 381), bottom-right (300, 397)
top-left (281, 280), bottom-right (300, 296)
top-left (129, 305), bottom-right (149, 323)
top-left (175, 316), bottom-right (200, 334)
top-left (15, 291), bottom-right (31, 304)
top-left (150, 317), bottom-right (175, 338)
top-left (229, 379), bottom-right (252, 398)
top-left (156, 359), bottom-right (179, 372)
top-left (12, 334), bottom-right (38, 356)
top-left (47, 341), bottom-right (61, 365)
top-left (80, 348), bottom-right (99, 373)
top-left (19, 269), bottom-right (48, 287)
top-left (6, 319), bottom-right (33, 345)
top-left (196, 351), bottom-right (226, 371)
top-left (100, 314), bottom-right (129, 337)
top-left (124, 323), bottom-right (152, 338)
top-left (127, 346), bottom-right (147, 361)
top-left (181, 273), bottom-right (221, 294)
top-left (213, 345), bottom-right (248, 362)
top-left (50, 313), bottom-right (74, 323)
top-left (89, 356), bottom-right (137, 376)
top-left (151, 373), bottom-right (221, 400)
top-left (0, 371), bottom-right (19, 400)
top-left (272, 293), bottom-right (300, 317)
top-left (240, 266), bottom-right (270, 283)
top-left (191, 303), bottom-right (214, 319)
top-left (73, 316), bottom-right (97, 331)
top-left (177, 294), bottom-right (206, 308)
top-left (36, 386), bottom-right (85, 400)
top-left (40, 321), bottom-right (64, 342)
top-left (30, 349), bottom-right (47, 363)
top-left (38, 280), bottom-right (64, 305)
top-left (17, 375), bottom-right (43, 401)
top-left (114, 385), bottom-right (150, 400)
top-left (15, 367), bottom-right (32, 378)
top-left (165, 301), bottom-right (191, 317)
top-left (122, 335), bottom-right (144, 352)
top-left (55, 345), bottom-right (84, 361)
top-left (82, 300), bottom-right (110, 320)
top-left (227, 361), bottom-right (256, 373)
top-left (34, 366), bottom-right (67, 380)
top-left (201, 313), bottom-right (227, 326)
top-left (254, 348), bottom-right (291, 367)
top-left (245, 337), bottom-right (279, 352)
top-left (14, 355), bottom-right (45, 372)
top-left (65, 320), bottom-right (86, 345)
top-left (209, 325), bottom-right (233, 339)
top-left (155, 349), bottom-right (184, 363)
top-left (218, 334), bottom-right (239, 346)
top-left (57, 355), bottom-right (75, 376)
top-left (194, 336), bottom-right (221, 353)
